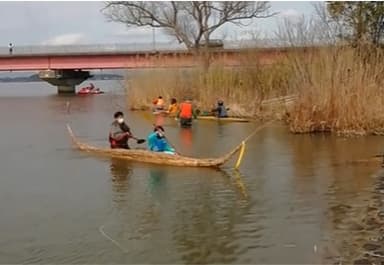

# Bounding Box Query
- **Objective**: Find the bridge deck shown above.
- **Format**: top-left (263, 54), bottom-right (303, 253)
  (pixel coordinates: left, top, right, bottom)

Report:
top-left (0, 43), bottom-right (296, 71)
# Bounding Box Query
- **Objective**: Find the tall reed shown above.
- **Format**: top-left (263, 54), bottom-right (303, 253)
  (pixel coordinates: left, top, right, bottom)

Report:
top-left (285, 45), bottom-right (384, 135)
top-left (126, 50), bottom-right (292, 118)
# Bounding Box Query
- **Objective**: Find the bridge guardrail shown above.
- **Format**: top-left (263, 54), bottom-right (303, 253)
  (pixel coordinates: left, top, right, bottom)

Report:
top-left (0, 43), bottom-right (187, 56)
top-left (0, 40), bottom-right (286, 56)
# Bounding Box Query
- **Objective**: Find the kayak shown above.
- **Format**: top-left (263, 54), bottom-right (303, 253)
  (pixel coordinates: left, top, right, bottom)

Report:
top-left (77, 88), bottom-right (105, 95)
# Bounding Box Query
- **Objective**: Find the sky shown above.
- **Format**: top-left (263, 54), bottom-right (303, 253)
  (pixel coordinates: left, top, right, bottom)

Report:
top-left (0, 1), bottom-right (316, 47)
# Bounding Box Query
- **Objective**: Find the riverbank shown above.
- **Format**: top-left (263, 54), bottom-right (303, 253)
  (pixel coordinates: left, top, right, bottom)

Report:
top-left (125, 57), bottom-right (292, 119)
top-left (128, 94), bottom-right (295, 121)
top-left (125, 45), bottom-right (384, 136)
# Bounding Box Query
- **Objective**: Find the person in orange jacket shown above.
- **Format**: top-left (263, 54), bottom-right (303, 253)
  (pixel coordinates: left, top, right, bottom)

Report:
top-left (177, 97), bottom-right (196, 128)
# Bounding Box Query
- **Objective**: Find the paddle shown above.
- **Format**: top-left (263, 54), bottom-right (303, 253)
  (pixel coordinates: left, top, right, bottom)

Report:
top-left (134, 138), bottom-right (146, 144)
top-left (126, 133), bottom-right (146, 144)
top-left (120, 122), bottom-right (146, 144)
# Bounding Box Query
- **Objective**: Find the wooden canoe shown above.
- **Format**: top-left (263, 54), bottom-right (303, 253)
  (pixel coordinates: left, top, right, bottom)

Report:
top-left (66, 124), bottom-right (243, 167)
top-left (152, 110), bottom-right (250, 122)
top-left (197, 116), bottom-right (250, 122)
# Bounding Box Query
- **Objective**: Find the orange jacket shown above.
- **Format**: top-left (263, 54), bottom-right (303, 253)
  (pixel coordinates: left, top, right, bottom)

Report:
top-left (179, 102), bottom-right (192, 118)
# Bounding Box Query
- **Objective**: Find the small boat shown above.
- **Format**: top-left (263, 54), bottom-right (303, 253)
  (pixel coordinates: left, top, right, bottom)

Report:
top-left (77, 87), bottom-right (104, 95)
top-left (66, 124), bottom-right (246, 168)
top-left (197, 116), bottom-right (250, 122)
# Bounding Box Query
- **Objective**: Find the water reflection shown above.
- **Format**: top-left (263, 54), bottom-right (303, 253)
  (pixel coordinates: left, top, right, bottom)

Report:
top-left (231, 169), bottom-right (248, 199)
top-left (279, 132), bottom-right (383, 263)
top-left (323, 169), bottom-right (384, 264)
top-left (171, 169), bottom-right (251, 264)
top-left (110, 158), bottom-right (132, 201)
top-left (154, 113), bottom-right (165, 127)
top-left (107, 166), bottom-right (253, 263)
top-left (179, 128), bottom-right (193, 148)
top-left (110, 158), bottom-right (132, 183)
top-left (147, 167), bottom-right (168, 201)
top-left (105, 165), bottom-right (171, 259)
top-left (217, 123), bottom-right (226, 137)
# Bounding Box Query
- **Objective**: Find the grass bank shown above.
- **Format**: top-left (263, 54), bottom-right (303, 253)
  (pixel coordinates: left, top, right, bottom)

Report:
top-left (125, 50), bottom-right (293, 118)
top-left (125, 45), bottom-right (384, 136)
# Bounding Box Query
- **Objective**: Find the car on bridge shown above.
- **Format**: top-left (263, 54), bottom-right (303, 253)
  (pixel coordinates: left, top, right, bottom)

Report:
top-left (197, 39), bottom-right (224, 49)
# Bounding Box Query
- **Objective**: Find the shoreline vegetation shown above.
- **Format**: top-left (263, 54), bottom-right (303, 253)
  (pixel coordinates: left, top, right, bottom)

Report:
top-left (126, 44), bottom-right (384, 136)
top-left (126, 49), bottom-right (293, 119)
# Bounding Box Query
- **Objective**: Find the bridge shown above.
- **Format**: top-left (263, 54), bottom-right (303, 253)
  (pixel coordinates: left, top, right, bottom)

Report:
top-left (0, 43), bottom-right (286, 93)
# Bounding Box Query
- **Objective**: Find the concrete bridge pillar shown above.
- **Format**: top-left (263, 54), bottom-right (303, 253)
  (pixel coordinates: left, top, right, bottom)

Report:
top-left (57, 85), bottom-right (76, 94)
top-left (38, 69), bottom-right (91, 94)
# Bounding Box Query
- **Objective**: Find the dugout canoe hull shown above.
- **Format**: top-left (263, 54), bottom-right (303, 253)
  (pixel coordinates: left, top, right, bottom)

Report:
top-left (153, 113), bottom-right (250, 122)
top-left (152, 110), bottom-right (250, 123)
top-left (66, 124), bottom-right (242, 167)
top-left (197, 116), bottom-right (250, 122)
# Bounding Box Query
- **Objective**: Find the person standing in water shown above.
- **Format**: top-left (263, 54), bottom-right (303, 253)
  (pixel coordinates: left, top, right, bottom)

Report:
top-left (153, 96), bottom-right (165, 112)
top-left (211, 99), bottom-right (229, 118)
top-left (166, 98), bottom-right (178, 117)
top-left (178, 97), bottom-right (196, 128)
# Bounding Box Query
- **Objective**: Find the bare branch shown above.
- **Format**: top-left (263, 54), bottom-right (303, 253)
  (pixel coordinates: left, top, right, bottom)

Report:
top-left (102, 1), bottom-right (276, 50)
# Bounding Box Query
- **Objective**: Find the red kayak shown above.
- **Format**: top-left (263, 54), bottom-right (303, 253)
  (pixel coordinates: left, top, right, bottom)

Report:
top-left (77, 87), bottom-right (104, 95)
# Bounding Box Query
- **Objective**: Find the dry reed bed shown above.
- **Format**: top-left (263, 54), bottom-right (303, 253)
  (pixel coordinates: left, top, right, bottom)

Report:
top-left (125, 46), bottom-right (384, 136)
top-left (126, 49), bottom-right (292, 118)
top-left (285, 46), bottom-right (384, 136)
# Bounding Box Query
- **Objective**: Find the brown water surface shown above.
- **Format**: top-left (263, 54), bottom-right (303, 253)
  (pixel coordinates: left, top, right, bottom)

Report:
top-left (0, 81), bottom-right (383, 264)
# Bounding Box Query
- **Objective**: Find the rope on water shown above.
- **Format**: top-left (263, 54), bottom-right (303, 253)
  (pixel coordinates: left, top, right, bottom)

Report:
top-left (99, 225), bottom-right (129, 253)
top-left (222, 119), bottom-right (275, 167)
top-left (234, 142), bottom-right (245, 169)
top-left (242, 119), bottom-right (275, 144)
top-left (232, 169), bottom-right (248, 198)
top-left (66, 101), bottom-right (71, 114)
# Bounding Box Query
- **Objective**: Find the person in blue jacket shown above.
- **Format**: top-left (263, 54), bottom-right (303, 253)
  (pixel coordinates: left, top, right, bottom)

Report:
top-left (211, 99), bottom-right (229, 117)
top-left (147, 126), bottom-right (176, 155)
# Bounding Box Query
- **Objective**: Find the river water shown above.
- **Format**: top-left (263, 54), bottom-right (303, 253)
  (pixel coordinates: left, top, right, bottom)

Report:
top-left (0, 80), bottom-right (383, 264)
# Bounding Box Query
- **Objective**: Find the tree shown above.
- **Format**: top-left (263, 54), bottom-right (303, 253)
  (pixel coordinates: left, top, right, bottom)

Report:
top-left (327, 1), bottom-right (384, 45)
top-left (102, 1), bottom-right (275, 50)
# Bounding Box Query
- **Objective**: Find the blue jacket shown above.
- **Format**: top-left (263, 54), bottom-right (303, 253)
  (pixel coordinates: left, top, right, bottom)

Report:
top-left (147, 132), bottom-right (175, 154)
top-left (212, 105), bottom-right (228, 117)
